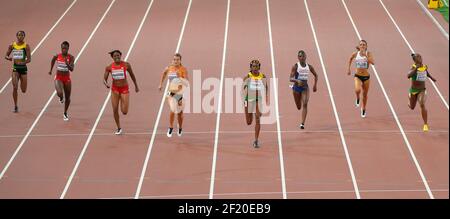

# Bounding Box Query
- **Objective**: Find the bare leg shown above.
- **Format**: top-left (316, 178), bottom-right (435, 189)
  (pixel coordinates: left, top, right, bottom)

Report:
top-left (301, 88), bottom-right (310, 125)
top-left (361, 79), bottom-right (370, 111)
top-left (19, 74), bottom-right (27, 93)
top-left (177, 111), bottom-right (183, 129)
top-left (418, 92), bottom-right (427, 125)
top-left (63, 82), bottom-right (72, 114)
top-left (55, 80), bottom-right (64, 102)
top-left (408, 93), bottom-right (418, 110)
top-left (354, 77), bottom-right (362, 104)
top-left (120, 93), bottom-right (129, 115)
top-left (111, 91), bottom-right (121, 129)
top-left (11, 72), bottom-right (19, 108)
top-left (255, 103), bottom-right (261, 141)
top-left (169, 112), bottom-right (175, 128)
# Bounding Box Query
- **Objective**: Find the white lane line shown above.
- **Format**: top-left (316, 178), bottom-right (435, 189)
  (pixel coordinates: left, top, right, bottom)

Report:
top-left (379, 0), bottom-right (448, 110)
top-left (341, 0), bottom-right (434, 199)
top-left (0, 0), bottom-right (116, 183)
top-left (415, 0), bottom-right (449, 40)
top-left (0, 129), bottom-right (447, 139)
top-left (102, 188), bottom-right (450, 199)
top-left (209, 0), bottom-right (230, 200)
top-left (0, 0), bottom-right (78, 94)
top-left (59, 0), bottom-right (154, 199)
top-left (304, 0), bottom-right (360, 199)
top-left (265, 0), bottom-right (287, 199)
top-left (135, 0), bottom-right (193, 199)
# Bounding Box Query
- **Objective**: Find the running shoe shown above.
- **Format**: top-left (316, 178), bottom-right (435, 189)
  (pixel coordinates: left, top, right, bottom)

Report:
top-left (299, 123), bottom-right (305, 129)
top-left (115, 128), bottom-right (123, 135)
top-left (12, 106), bottom-right (18, 113)
top-left (63, 113), bottom-right (69, 121)
top-left (361, 108), bottom-right (366, 118)
top-left (167, 127), bottom-right (173, 138)
top-left (177, 128), bottom-right (183, 137)
top-left (253, 140), bottom-right (260, 148)
top-left (423, 124), bottom-right (429, 132)
top-left (355, 99), bottom-right (360, 107)
top-left (59, 96), bottom-right (64, 104)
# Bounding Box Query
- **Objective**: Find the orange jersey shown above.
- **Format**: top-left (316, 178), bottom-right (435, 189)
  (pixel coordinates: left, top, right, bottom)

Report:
top-left (167, 65), bottom-right (187, 81)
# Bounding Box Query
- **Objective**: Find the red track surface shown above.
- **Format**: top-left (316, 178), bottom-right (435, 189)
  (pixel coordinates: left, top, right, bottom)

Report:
top-left (0, 0), bottom-right (447, 199)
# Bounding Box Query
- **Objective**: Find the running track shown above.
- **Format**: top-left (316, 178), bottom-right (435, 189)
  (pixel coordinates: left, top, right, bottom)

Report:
top-left (0, 0), bottom-right (447, 199)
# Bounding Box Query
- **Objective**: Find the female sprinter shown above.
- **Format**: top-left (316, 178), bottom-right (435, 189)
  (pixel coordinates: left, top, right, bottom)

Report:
top-left (289, 50), bottom-right (318, 129)
top-left (159, 53), bottom-right (189, 138)
top-left (4, 30), bottom-right (31, 113)
top-left (49, 41), bottom-right (74, 121)
top-left (243, 59), bottom-right (268, 148)
top-left (103, 50), bottom-right (139, 135)
top-left (347, 40), bottom-right (374, 118)
top-left (408, 53), bottom-right (437, 132)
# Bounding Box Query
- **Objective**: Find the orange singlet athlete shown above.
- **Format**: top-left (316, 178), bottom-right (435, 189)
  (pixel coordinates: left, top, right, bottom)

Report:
top-left (159, 53), bottom-right (189, 138)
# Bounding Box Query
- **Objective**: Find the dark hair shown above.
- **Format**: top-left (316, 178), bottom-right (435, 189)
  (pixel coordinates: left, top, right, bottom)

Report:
top-left (109, 50), bottom-right (122, 57)
top-left (174, 53), bottom-right (182, 60)
top-left (61, 41), bottom-right (70, 47)
top-left (250, 59), bottom-right (261, 69)
top-left (16, 30), bottom-right (25, 37)
top-left (356, 40), bottom-right (367, 51)
top-left (411, 53), bottom-right (421, 61)
top-left (298, 50), bottom-right (306, 56)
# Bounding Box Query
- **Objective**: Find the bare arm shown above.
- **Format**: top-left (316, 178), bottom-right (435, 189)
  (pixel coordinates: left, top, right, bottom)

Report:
top-left (126, 62), bottom-right (139, 92)
top-left (66, 55), bottom-right (75, 72)
top-left (264, 74), bottom-right (269, 105)
top-left (309, 64), bottom-right (318, 92)
top-left (367, 51), bottom-right (375, 65)
top-left (25, 44), bottom-right (31, 64)
top-left (407, 65), bottom-right (417, 79)
top-left (4, 45), bottom-right (12, 61)
top-left (347, 52), bottom-right (356, 75)
top-left (159, 67), bottom-right (168, 91)
top-left (289, 64), bottom-right (298, 83)
top-left (426, 68), bottom-right (437, 82)
top-left (49, 55), bottom-right (57, 75)
top-left (103, 66), bottom-right (111, 88)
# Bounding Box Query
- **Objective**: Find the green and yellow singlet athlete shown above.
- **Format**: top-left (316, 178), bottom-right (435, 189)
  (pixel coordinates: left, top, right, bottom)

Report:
top-left (243, 59), bottom-right (269, 148)
top-left (407, 53), bottom-right (437, 132)
top-left (5, 30), bottom-right (31, 113)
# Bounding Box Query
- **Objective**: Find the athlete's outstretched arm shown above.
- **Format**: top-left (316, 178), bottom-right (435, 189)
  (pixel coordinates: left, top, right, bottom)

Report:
top-left (48, 55), bottom-right (57, 75)
top-left (426, 69), bottom-right (437, 82)
top-left (126, 62), bottom-right (139, 92)
top-left (103, 66), bottom-right (111, 88)
top-left (263, 74), bottom-right (269, 105)
top-left (4, 45), bottom-right (12, 61)
top-left (309, 64), bottom-right (318, 92)
top-left (347, 52), bottom-right (357, 75)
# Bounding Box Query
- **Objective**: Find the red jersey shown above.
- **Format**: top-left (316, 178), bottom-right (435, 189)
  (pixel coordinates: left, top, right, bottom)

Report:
top-left (110, 61), bottom-right (127, 81)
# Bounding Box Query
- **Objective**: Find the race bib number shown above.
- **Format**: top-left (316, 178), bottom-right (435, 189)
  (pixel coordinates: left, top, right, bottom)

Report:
top-left (111, 69), bottom-right (125, 80)
top-left (249, 79), bottom-right (263, 91)
top-left (12, 49), bottom-right (24, 60)
top-left (416, 70), bottom-right (427, 82)
top-left (168, 72), bottom-right (178, 81)
top-left (356, 61), bottom-right (368, 69)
